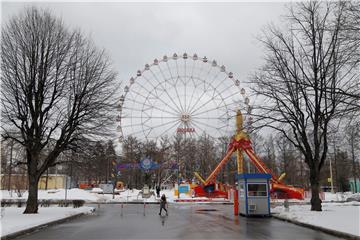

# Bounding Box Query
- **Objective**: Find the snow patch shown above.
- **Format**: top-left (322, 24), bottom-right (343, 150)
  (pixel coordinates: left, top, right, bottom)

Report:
top-left (272, 202), bottom-right (360, 236)
top-left (0, 206), bottom-right (94, 237)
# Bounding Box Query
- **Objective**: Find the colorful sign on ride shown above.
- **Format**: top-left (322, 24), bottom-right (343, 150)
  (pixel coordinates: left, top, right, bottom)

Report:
top-left (116, 157), bottom-right (161, 171)
top-left (116, 158), bottom-right (178, 171)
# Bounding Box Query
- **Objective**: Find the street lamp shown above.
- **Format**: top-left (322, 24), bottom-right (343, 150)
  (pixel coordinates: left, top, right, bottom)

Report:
top-left (329, 156), bottom-right (334, 193)
top-left (177, 154), bottom-right (180, 199)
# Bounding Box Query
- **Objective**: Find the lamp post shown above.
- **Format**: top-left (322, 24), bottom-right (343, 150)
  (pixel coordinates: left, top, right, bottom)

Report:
top-left (65, 172), bottom-right (68, 202)
top-left (329, 152), bottom-right (334, 193)
top-left (177, 154), bottom-right (180, 199)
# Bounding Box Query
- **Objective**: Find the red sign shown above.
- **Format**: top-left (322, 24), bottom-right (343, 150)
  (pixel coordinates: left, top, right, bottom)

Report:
top-left (177, 128), bottom-right (195, 133)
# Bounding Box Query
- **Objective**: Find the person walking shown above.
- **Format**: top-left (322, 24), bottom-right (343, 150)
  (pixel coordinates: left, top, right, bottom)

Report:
top-left (156, 185), bottom-right (160, 198)
top-left (159, 194), bottom-right (168, 216)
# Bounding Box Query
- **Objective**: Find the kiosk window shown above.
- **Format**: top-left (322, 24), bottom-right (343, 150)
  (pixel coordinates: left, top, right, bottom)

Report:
top-left (247, 183), bottom-right (267, 197)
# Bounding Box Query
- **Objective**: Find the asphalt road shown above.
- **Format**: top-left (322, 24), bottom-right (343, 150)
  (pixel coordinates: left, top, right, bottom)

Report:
top-left (17, 204), bottom-right (343, 240)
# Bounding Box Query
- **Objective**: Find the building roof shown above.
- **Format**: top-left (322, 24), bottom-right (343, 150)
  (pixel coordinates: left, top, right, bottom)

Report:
top-left (235, 173), bottom-right (272, 180)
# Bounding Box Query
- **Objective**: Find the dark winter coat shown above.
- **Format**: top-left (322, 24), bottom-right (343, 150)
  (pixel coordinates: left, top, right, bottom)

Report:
top-left (160, 195), bottom-right (167, 207)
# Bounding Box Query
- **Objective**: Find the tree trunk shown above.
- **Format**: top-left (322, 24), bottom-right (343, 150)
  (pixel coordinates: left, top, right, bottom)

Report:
top-left (24, 174), bottom-right (39, 214)
top-left (45, 169), bottom-right (49, 190)
top-left (7, 141), bottom-right (14, 191)
top-left (310, 168), bottom-right (322, 211)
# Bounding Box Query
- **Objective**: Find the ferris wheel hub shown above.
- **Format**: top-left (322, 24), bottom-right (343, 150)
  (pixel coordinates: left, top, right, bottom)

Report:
top-left (180, 113), bottom-right (191, 123)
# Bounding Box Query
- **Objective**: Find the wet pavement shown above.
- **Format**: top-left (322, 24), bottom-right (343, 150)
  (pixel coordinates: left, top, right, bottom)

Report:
top-left (17, 204), bottom-right (343, 240)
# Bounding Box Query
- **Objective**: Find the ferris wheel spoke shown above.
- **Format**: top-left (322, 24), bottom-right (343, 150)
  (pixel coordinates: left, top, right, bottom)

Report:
top-left (166, 61), bottom-right (174, 80)
top-left (156, 66), bottom-right (184, 113)
top-left (121, 122), bottom-right (150, 129)
top-left (157, 119), bottom-right (183, 137)
top-left (211, 76), bottom-right (232, 95)
top-left (188, 120), bottom-right (207, 135)
top-left (142, 118), bottom-right (180, 130)
top-left (185, 60), bottom-right (197, 112)
top-left (126, 96), bottom-right (178, 117)
top-left (186, 89), bottom-right (209, 114)
top-left (193, 116), bottom-right (229, 130)
top-left (123, 116), bottom-right (178, 119)
top-left (191, 118), bottom-right (226, 135)
top-left (134, 118), bottom-right (180, 137)
top-left (140, 74), bottom-right (160, 97)
top-left (191, 116), bottom-right (230, 120)
top-left (191, 104), bottom-right (228, 118)
top-left (139, 75), bottom-right (182, 115)
top-left (184, 59), bottom-right (187, 112)
top-left (173, 76), bottom-right (185, 112)
top-left (165, 62), bottom-right (185, 113)
top-left (185, 64), bottom-right (208, 113)
top-left (190, 84), bottom-right (237, 116)
top-left (221, 91), bottom-right (242, 101)
top-left (201, 63), bottom-right (214, 91)
top-left (191, 118), bottom-right (214, 136)
top-left (190, 59), bottom-right (196, 84)
top-left (185, 77), bottom-right (199, 113)
top-left (186, 74), bottom-right (222, 114)
top-left (187, 76), bottom-right (227, 114)
top-left (142, 119), bottom-right (180, 137)
top-left (190, 98), bottom-right (227, 118)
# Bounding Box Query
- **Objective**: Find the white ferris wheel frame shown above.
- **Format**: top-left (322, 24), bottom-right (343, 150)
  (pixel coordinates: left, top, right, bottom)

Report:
top-left (117, 53), bottom-right (252, 143)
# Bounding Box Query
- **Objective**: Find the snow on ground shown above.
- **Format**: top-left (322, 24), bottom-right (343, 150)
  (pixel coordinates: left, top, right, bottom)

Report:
top-left (271, 191), bottom-right (358, 204)
top-left (1, 189), bottom-right (100, 202)
top-left (1, 188), bottom-right (227, 203)
top-left (0, 206), bottom-right (94, 237)
top-left (272, 202), bottom-right (360, 237)
top-left (2, 189), bottom-right (356, 204)
top-left (1, 188), bottom-right (213, 203)
top-left (323, 192), bottom-right (356, 202)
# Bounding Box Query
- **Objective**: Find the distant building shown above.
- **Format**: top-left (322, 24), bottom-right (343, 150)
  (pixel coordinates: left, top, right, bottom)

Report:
top-left (349, 178), bottom-right (360, 193)
top-left (0, 174), bottom-right (70, 190)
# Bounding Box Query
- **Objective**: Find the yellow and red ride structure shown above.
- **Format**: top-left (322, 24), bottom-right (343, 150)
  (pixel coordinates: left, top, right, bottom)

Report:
top-left (193, 110), bottom-right (304, 200)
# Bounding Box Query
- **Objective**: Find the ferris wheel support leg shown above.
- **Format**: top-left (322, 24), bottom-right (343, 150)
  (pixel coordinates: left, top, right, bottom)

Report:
top-left (204, 147), bottom-right (235, 185)
top-left (237, 149), bottom-right (244, 174)
top-left (243, 148), bottom-right (279, 183)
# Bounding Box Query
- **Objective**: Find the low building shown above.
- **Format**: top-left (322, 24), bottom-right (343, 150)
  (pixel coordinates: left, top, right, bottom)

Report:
top-left (349, 178), bottom-right (360, 193)
top-left (0, 174), bottom-right (70, 190)
top-left (0, 174), bottom-right (28, 190)
top-left (38, 174), bottom-right (70, 189)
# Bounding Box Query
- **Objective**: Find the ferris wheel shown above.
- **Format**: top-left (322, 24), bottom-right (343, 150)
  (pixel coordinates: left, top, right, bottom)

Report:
top-left (117, 53), bottom-right (252, 142)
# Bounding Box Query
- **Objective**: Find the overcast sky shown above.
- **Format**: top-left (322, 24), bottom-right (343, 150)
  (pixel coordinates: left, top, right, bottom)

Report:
top-left (2, 2), bottom-right (287, 85)
top-left (1, 2), bottom-right (288, 146)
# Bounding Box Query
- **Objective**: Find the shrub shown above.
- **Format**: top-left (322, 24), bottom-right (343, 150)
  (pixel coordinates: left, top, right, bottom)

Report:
top-left (17, 199), bottom-right (22, 208)
top-left (72, 200), bottom-right (85, 208)
top-left (41, 200), bottom-right (51, 207)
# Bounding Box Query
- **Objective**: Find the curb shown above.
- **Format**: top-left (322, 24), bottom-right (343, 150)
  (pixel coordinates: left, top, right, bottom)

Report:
top-left (1, 209), bottom-right (94, 240)
top-left (88, 201), bottom-right (160, 204)
top-left (87, 201), bottom-right (233, 205)
top-left (272, 214), bottom-right (360, 240)
top-left (174, 199), bottom-right (230, 203)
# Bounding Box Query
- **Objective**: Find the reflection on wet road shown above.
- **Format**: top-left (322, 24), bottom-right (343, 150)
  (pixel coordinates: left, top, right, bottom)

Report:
top-left (17, 204), bottom-right (343, 240)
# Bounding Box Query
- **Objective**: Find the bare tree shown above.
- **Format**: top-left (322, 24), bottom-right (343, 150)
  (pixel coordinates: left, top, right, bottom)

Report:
top-left (121, 136), bottom-right (142, 188)
top-left (251, 2), bottom-right (360, 211)
top-left (1, 8), bottom-right (117, 213)
top-left (155, 136), bottom-right (172, 187)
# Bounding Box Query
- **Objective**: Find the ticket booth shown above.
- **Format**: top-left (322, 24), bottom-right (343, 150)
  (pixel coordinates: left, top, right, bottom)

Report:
top-left (236, 173), bottom-right (271, 217)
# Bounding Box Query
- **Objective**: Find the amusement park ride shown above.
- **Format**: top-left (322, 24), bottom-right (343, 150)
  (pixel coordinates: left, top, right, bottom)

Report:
top-left (117, 53), bottom-right (303, 200)
top-left (192, 110), bottom-right (304, 200)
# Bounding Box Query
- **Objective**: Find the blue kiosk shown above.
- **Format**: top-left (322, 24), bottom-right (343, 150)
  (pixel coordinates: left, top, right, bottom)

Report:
top-left (235, 173), bottom-right (271, 217)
